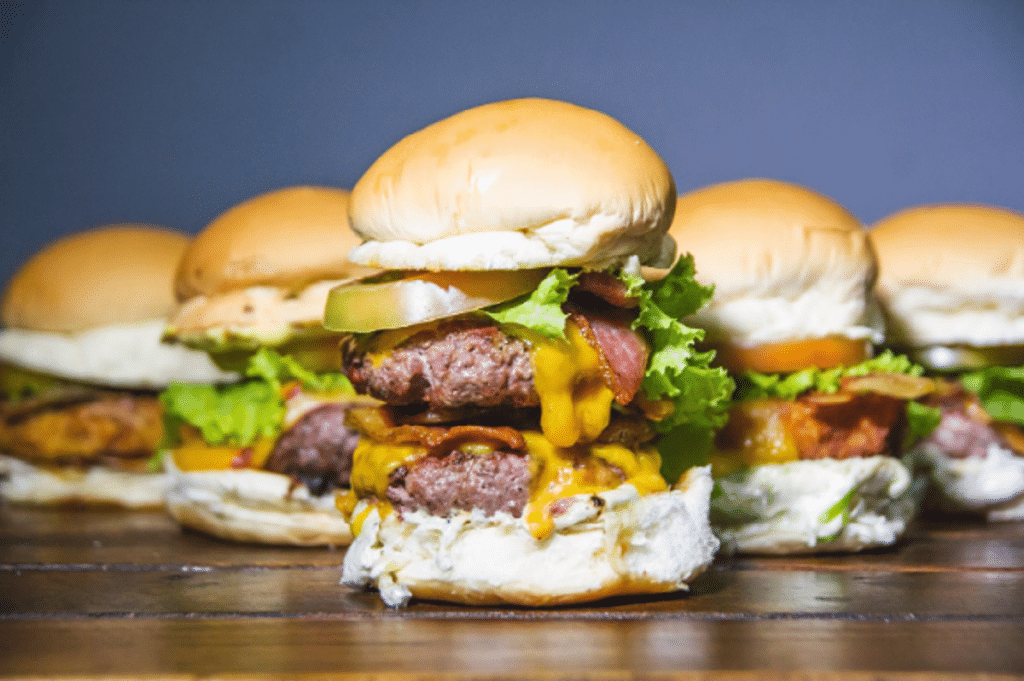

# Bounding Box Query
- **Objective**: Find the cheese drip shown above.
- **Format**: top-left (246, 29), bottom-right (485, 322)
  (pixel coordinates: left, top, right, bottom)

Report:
top-left (709, 400), bottom-right (799, 477)
top-left (342, 430), bottom-right (666, 540)
top-left (531, 320), bottom-right (616, 447)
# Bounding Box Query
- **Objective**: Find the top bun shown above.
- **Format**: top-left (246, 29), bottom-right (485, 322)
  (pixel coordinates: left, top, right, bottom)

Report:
top-left (176, 186), bottom-right (374, 300)
top-left (2, 225), bottom-right (189, 334)
top-left (668, 179), bottom-right (879, 348)
top-left (347, 98), bottom-right (677, 271)
top-left (870, 204), bottom-right (1024, 348)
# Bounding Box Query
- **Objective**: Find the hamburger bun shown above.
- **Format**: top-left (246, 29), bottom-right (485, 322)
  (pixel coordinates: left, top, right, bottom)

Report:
top-left (167, 186), bottom-right (377, 355)
top-left (668, 179), bottom-right (880, 358)
top-left (0, 225), bottom-right (235, 508)
top-left (3, 225), bottom-right (188, 333)
top-left (870, 204), bottom-right (1024, 351)
top-left (164, 456), bottom-right (353, 546)
top-left (342, 467), bottom-right (718, 607)
top-left (347, 98), bottom-right (677, 272)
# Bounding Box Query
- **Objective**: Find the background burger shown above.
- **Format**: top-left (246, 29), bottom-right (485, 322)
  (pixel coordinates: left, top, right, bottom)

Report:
top-left (159, 186), bottom-right (379, 545)
top-left (0, 225), bottom-right (235, 507)
top-left (666, 179), bottom-right (938, 554)
top-left (324, 98), bottom-right (732, 607)
top-left (870, 204), bottom-right (1024, 521)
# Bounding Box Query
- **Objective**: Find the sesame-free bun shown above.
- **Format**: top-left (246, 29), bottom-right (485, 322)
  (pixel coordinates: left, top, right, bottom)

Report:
top-left (342, 467), bottom-right (719, 607)
top-left (870, 204), bottom-right (1024, 348)
top-left (164, 457), bottom-right (352, 546)
top-left (2, 225), bottom-right (189, 334)
top-left (347, 98), bottom-right (677, 271)
top-left (668, 179), bottom-right (879, 348)
top-left (175, 186), bottom-right (374, 300)
top-left (0, 453), bottom-right (168, 508)
top-left (168, 187), bottom-right (377, 350)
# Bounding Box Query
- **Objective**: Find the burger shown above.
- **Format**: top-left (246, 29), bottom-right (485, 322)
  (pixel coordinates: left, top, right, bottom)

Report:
top-left (0, 225), bottom-right (235, 507)
top-left (666, 179), bottom-right (938, 554)
top-left (870, 204), bottom-right (1024, 521)
top-left (324, 98), bottom-right (732, 607)
top-left (159, 186), bottom-right (379, 545)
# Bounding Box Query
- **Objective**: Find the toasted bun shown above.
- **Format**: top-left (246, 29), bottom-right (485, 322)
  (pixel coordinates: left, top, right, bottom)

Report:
top-left (164, 457), bottom-right (352, 546)
top-left (2, 225), bottom-right (189, 334)
top-left (0, 453), bottom-right (168, 508)
top-left (712, 457), bottom-right (920, 555)
top-left (176, 186), bottom-right (374, 300)
top-left (870, 204), bottom-right (1024, 348)
top-left (667, 179), bottom-right (879, 348)
top-left (347, 98), bottom-right (677, 271)
top-left (342, 467), bottom-right (719, 607)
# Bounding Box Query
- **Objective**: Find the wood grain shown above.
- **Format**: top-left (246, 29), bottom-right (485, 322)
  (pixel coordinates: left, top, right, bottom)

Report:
top-left (2, 506), bottom-right (1023, 677)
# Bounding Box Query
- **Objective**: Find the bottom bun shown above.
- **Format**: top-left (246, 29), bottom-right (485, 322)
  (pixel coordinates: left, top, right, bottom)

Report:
top-left (712, 457), bottom-right (921, 555)
top-left (164, 457), bottom-right (352, 546)
top-left (0, 453), bottom-right (167, 508)
top-left (342, 466), bottom-right (719, 608)
top-left (912, 441), bottom-right (1024, 520)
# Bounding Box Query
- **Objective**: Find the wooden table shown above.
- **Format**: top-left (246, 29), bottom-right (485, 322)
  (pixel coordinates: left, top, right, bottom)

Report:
top-left (1, 504), bottom-right (1022, 678)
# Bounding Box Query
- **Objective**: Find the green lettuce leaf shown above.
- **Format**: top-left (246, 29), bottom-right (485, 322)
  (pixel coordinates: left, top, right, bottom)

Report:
top-left (483, 268), bottom-right (579, 340)
top-left (961, 365), bottom-right (1024, 425)
top-left (159, 348), bottom-right (354, 447)
top-left (736, 350), bottom-right (925, 401)
top-left (619, 255), bottom-right (735, 434)
top-left (906, 401), bottom-right (943, 441)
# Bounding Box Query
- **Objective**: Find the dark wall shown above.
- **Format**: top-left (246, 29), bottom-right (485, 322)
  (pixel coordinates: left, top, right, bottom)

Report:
top-left (3, 0), bottom-right (1023, 286)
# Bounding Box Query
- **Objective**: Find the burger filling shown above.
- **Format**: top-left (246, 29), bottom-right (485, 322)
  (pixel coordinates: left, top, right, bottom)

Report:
top-left (332, 258), bottom-right (734, 538)
top-left (0, 362), bottom-right (163, 471)
top-left (710, 352), bottom-right (941, 477)
top-left (914, 368), bottom-right (1024, 461)
top-left (159, 348), bottom-right (365, 497)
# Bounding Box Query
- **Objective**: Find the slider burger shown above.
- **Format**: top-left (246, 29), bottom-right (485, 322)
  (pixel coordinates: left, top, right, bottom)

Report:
top-left (159, 187), bottom-right (379, 545)
top-left (870, 204), bottom-right (1024, 521)
top-left (0, 225), bottom-right (234, 507)
top-left (325, 98), bottom-right (732, 607)
top-left (668, 179), bottom-right (937, 554)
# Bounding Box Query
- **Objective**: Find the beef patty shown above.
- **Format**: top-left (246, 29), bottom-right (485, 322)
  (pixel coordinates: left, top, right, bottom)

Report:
top-left (344, 320), bottom-right (537, 409)
top-left (264, 403), bottom-right (361, 496)
top-left (386, 449), bottom-right (531, 518)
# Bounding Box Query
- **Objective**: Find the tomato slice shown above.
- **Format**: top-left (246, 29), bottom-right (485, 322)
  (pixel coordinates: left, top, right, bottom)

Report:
top-left (712, 337), bottom-right (871, 374)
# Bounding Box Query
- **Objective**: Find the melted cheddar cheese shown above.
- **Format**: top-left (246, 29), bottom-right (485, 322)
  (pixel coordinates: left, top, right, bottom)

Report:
top-left (343, 430), bottom-right (666, 540)
top-left (709, 400), bottom-right (799, 477)
top-left (532, 321), bottom-right (616, 447)
top-left (169, 433), bottom-right (275, 472)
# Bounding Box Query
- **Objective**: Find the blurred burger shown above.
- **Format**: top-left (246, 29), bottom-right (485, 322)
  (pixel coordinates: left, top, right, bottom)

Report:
top-left (871, 204), bottom-right (1024, 521)
top-left (159, 186), bottom-right (379, 545)
top-left (0, 225), bottom-right (235, 507)
top-left (667, 179), bottom-right (937, 554)
top-left (325, 98), bottom-right (732, 607)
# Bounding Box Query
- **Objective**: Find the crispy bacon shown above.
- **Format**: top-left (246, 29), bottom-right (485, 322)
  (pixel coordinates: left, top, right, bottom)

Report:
top-left (568, 305), bottom-right (649, 406)
top-left (786, 392), bottom-right (907, 460)
top-left (574, 271), bottom-right (638, 308)
top-left (345, 406), bottom-right (526, 456)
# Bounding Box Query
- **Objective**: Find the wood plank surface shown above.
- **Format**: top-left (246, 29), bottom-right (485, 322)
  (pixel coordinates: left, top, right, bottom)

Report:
top-left (2, 505), bottom-right (1023, 678)
top-left (0, 619), bottom-right (1022, 676)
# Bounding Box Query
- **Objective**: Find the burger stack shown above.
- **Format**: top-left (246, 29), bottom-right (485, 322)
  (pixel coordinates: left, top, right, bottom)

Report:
top-left (323, 98), bottom-right (732, 607)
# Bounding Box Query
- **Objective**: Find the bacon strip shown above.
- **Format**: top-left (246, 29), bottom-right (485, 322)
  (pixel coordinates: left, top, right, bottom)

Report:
top-left (574, 271), bottom-right (638, 308)
top-left (568, 306), bottom-right (649, 405)
top-left (345, 406), bottom-right (526, 455)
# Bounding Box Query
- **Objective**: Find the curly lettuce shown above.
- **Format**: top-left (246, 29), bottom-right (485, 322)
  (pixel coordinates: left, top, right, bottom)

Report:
top-left (736, 350), bottom-right (925, 401)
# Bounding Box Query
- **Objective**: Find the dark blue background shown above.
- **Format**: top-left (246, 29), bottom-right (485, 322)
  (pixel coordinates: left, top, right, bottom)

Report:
top-left (3, 0), bottom-right (1023, 289)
